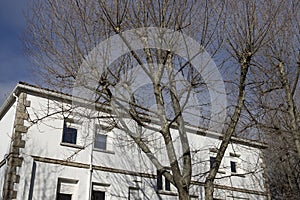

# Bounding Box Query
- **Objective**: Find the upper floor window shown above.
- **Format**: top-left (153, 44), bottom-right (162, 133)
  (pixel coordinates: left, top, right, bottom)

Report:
top-left (62, 119), bottom-right (79, 144)
top-left (230, 161), bottom-right (237, 173)
top-left (157, 170), bottom-right (171, 191)
top-left (94, 125), bottom-right (113, 151)
top-left (210, 156), bottom-right (216, 169)
top-left (94, 134), bottom-right (107, 150)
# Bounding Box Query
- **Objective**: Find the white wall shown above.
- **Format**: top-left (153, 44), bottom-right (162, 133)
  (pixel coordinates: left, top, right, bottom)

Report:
top-left (0, 101), bottom-right (17, 198)
top-left (13, 93), bottom-right (267, 199)
top-left (0, 101), bottom-right (17, 159)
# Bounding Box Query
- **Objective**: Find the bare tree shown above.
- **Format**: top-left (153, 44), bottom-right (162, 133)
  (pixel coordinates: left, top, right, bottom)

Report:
top-left (25, 1), bottom-right (225, 199)
top-left (23, 0), bottom-right (280, 199)
top-left (249, 1), bottom-right (300, 198)
top-left (204, 0), bottom-right (281, 199)
top-left (266, 1), bottom-right (300, 158)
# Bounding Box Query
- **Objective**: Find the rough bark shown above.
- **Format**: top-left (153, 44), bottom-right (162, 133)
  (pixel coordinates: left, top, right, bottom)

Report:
top-left (276, 61), bottom-right (300, 158)
top-left (204, 57), bottom-right (250, 200)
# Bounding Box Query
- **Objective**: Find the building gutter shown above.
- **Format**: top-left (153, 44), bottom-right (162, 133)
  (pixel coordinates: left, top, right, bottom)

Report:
top-left (88, 136), bottom-right (94, 200)
top-left (88, 153), bottom-right (93, 200)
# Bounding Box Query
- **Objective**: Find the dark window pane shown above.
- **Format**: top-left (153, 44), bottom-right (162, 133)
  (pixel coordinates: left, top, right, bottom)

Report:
top-left (210, 157), bottom-right (216, 168)
top-left (62, 122), bottom-right (77, 144)
top-left (157, 171), bottom-right (162, 190)
top-left (92, 191), bottom-right (105, 200)
top-left (57, 193), bottom-right (72, 200)
top-left (165, 178), bottom-right (171, 191)
top-left (94, 134), bottom-right (107, 150)
top-left (230, 161), bottom-right (237, 173)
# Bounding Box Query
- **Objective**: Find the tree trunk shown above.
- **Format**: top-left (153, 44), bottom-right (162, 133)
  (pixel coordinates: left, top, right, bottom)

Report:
top-left (204, 180), bottom-right (214, 200)
top-left (204, 60), bottom-right (250, 200)
top-left (178, 186), bottom-right (190, 200)
top-left (277, 62), bottom-right (300, 158)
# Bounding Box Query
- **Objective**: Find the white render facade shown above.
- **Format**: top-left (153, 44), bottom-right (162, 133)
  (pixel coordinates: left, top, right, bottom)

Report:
top-left (0, 82), bottom-right (269, 200)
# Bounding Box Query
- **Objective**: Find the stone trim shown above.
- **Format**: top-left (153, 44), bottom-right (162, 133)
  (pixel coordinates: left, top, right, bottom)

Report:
top-left (2, 93), bottom-right (30, 200)
top-left (32, 156), bottom-right (156, 179)
top-left (191, 181), bottom-right (266, 196)
top-left (32, 156), bottom-right (267, 197)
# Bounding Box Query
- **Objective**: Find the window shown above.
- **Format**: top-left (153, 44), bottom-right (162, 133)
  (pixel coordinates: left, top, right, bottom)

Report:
top-left (56, 178), bottom-right (78, 200)
top-left (157, 171), bottom-right (163, 190)
top-left (129, 188), bottom-right (141, 200)
top-left (62, 120), bottom-right (78, 144)
top-left (165, 177), bottom-right (170, 191)
top-left (210, 157), bottom-right (216, 169)
top-left (92, 191), bottom-right (105, 200)
top-left (157, 170), bottom-right (171, 191)
top-left (230, 161), bottom-right (237, 173)
top-left (92, 183), bottom-right (110, 200)
top-left (57, 194), bottom-right (72, 200)
top-left (94, 125), bottom-right (113, 150)
top-left (94, 134), bottom-right (107, 150)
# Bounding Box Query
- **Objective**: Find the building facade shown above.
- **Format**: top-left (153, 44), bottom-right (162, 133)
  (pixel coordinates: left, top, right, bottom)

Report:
top-left (0, 82), bottom-right (268, 200)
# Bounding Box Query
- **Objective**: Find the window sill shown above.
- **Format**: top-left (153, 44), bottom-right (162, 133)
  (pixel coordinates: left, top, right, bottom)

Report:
top-left (60, 142), bottom-right (84, 149)
top-left (156, 190), bottom-right (178, 196)
top-left (218, 170), bottom-right (226, 174)
top-left (93, 148), bottom-right (115, 154)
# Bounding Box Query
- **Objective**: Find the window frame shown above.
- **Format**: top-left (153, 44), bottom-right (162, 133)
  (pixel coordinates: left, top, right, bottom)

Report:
top-left (91, 182), bottom-right (110, 200)
top-left (61, 118), bottom-right (82, 147)
top-left (128, 187), bottom-right (141, 200)
top-left (94, 133), bottom-right (107, 150)
top-left (56, 178), bottom-right (78, 200)
top-left (62, 121), bottom-right (77, 144)
top-left (93, 124), bottom-right (114, 153)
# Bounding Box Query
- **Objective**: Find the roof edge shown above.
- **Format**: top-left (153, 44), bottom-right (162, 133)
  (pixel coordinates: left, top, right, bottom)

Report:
top-left (0, 82), bottom-right (268, 149)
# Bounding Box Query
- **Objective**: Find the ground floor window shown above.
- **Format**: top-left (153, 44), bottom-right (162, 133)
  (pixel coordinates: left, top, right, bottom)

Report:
top-left (57, 193), bottom-right (72, 200)
top-left (129, 187), bottom-right (141, 200)
top-left (92, 190), bottom-right (105, 200)
top-left (56, 178), bottom-right (78, 200)
top-left (92, 182), bottom-right (110, 200)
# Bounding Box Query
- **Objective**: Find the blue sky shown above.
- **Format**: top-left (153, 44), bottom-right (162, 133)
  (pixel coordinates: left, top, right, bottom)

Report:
top-left (0, 1), bottom-right (32, 106)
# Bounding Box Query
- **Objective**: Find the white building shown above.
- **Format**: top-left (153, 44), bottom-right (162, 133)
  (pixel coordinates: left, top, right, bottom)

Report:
top-left (0, 82), bottom-right (269, 200)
